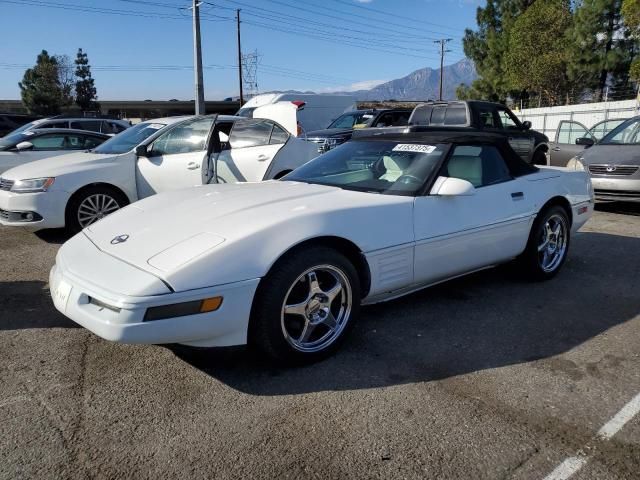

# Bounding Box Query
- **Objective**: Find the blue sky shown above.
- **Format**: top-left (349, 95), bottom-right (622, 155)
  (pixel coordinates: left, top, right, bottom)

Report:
top-left (0, 0), bottom-right (481, 100)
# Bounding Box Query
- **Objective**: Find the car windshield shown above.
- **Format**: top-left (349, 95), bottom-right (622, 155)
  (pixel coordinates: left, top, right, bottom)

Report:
top-left (236, 107), bottom-right (256, 118)
top-left (283, 140), bottom-right (448, 195)
top-left (5, 120), bottom-right (40, 136)
top-left (328, 112), bottom-right (375, 129)
top-left (93, 121), bottom-right (167, 154)
top-left (599, 118), bottom-right (640, 145)
top-left (0, 132), bottom-right (31, 150)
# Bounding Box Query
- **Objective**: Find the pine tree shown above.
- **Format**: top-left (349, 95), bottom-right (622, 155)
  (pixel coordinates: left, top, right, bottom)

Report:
top-left (505, 0), bottom-right (573, 105)
top-left (622, 0), bottom-right (640, 81)
top-left (462, 0), bottom-right (535, 102)
top-left (567, 0), bottom-right (633, 100)
top-left (75, 48), bottom-right (99, 112)
top-left (18, 50), bottom-right (66, 115)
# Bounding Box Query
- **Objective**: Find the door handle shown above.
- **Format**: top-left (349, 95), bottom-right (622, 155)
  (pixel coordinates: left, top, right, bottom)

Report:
top-left (511, 192), bottom-right (524, 200)
top-left (257, 154), bottom-right (268, 161)
top-left (187, 162), bottom-right (199, 170)
top-left (552, 146), bottom-right (561, 151)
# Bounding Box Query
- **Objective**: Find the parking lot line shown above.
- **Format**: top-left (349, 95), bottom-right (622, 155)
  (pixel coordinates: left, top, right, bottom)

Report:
top-left (542, 391), bottom-right (640, 480)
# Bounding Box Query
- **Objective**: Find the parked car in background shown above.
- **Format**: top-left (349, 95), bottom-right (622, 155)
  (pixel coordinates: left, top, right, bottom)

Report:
top-left (49, 131), bottom-right (593, 364)
top-left (548, 118), bottom-right (627, 166)
top-left (406, 101), bottom-right (549, 165)
top-left (566, 116), bottom-right (640, 202)
top-left (0, 113), bottom-right (41, 137)
top-left (305, 108), bottom-right (412, 153)
top-left (237, 93), bottom-right (356, 133)
top-left (0, 112), bottom-right (317, 232)
top-left (0, 129), bottom-right (109, 174)
top-left (6, 116), bottom-right (130, 137)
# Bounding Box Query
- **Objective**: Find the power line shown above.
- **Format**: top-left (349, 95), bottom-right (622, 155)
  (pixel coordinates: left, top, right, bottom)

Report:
top-left (0, 0), bottom-right (234, 21)
top-left (326, 0), bottom-right (462, 33)
top-left (215, 0), bottom-right (462, 42)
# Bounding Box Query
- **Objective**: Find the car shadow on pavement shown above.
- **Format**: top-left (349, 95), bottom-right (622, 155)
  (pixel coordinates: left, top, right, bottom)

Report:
top-left (34, 228), bottom-right (71, 245)
top-left (0, 280), bottom-right (79, 330)
top-left (170, 230), bottom-right (640, 395)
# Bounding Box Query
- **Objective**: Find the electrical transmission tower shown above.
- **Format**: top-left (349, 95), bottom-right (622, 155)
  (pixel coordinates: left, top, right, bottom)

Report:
top-left (241, 50), bottom-right (260, 99)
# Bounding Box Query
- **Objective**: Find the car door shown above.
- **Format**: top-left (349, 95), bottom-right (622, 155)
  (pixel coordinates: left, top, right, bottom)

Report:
top-left (135, 116), bottom-right (216, 198)
top-left (213, 119), bottom-right (284, 183)
top-left (549, 120), bottom-right (593, 167)
top-left (413, 144), bottom-right (534, 286)
top-left (495, 107), bottom-right (534, 161)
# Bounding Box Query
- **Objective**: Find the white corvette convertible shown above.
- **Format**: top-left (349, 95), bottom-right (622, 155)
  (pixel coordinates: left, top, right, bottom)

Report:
top-left (50, 132), bottom-right (593, 363)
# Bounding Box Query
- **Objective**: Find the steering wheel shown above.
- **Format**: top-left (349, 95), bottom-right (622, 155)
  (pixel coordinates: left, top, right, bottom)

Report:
top-left (396, 174), bottom-right (423, 185)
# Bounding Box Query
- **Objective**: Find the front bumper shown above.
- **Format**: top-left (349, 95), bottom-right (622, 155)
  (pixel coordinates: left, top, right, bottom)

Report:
top-left (50, 256), bottom-right (260, 348)
top-left (591, 177), bottom-right (640, 202)
top-left (0, 189), bottom-right (69, 229)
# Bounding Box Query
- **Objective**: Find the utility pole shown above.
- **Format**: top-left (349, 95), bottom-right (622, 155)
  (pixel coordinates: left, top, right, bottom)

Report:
top-left (236, 9), bottom-right (244, 105)
top-left (434, 38), bottom-right (452, 101)
top-left (192, 0), bottom-right (205, 115)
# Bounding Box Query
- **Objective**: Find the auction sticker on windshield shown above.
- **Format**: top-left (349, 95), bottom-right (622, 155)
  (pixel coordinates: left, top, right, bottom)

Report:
top-left (392, 144), bottom-right (436, 153)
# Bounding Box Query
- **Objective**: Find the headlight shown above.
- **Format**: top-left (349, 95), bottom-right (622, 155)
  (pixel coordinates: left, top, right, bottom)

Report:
top-left (11, 177), bottom-right (55, 193)
top-left (566, 157), bottom-right (585, 171)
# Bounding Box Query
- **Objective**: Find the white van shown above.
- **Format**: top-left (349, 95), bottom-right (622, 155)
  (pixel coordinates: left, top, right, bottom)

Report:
top-left (237, 93), bottom-right (356, 134)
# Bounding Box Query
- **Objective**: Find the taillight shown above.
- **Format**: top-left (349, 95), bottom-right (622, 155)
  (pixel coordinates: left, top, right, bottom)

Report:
top-left (292, 100), bottom-right (306, 109)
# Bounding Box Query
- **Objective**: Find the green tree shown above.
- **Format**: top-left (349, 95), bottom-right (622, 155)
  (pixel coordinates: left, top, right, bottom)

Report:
top-left (567, 0), bottom-right (633, 100)
top-left (75, 48), bottom-right (99, 111)
top-left (504, 0), bottom-right (573, 105)
top-left (462, 0), bottom-right (535, 102)
top-left (622, 0), bottom-right (640, 80)
top-left (55, 54), bottom-right (75, 107)
top-left (18, 50), bottom-right (66, 115)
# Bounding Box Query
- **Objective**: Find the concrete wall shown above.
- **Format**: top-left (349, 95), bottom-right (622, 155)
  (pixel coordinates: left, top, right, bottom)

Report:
top-left (513, 99), bottom-right (639, 139)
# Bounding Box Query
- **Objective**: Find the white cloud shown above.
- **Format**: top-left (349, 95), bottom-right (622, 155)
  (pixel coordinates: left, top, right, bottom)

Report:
top-left (354, 0), bottom-right (374, 3)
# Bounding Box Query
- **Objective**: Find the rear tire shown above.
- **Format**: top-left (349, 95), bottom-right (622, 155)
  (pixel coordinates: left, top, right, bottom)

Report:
top-left (249, 246), bottom-right (360, 364)
top-left (518, 205), bottom-right (570, 281)
top-left (65, 186), bottom-right (128, 234)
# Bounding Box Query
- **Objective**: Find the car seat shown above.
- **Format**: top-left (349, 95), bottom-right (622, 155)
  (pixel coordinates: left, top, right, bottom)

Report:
top-left (380, 155), bottom-right (413, 182)
top-left (446, 155), bottom-right (482, 187)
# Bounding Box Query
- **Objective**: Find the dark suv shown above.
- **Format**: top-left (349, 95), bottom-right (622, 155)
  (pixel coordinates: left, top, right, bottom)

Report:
top-left (306, 108), bottom-right (412, 153)
top-left (406, 101), bottom-right (549, 165)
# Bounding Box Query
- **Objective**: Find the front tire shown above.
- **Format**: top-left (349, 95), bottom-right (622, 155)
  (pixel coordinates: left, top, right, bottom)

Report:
top-left (518, 205), bottom-right (570, 280)
top-left (249, 246), bottom-right (360, 364)
top-left (65, 186), bottom-right (128, 234)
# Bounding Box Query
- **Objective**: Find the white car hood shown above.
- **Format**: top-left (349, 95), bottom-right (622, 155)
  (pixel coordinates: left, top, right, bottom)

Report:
top-left (81, 181), bottom-right (414, 291)
top-left (0, 151), bottom-right (117, 180)
top-left (84, 181), bottom-right (337, 261)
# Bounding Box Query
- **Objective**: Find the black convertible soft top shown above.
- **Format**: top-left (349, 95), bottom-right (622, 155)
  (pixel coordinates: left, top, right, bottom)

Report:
top-left (351, 129), bottom-right (539, 178)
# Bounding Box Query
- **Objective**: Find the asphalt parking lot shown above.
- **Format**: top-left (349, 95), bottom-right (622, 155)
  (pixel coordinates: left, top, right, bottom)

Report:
top-left (1, 203), bottom-right (639, 480)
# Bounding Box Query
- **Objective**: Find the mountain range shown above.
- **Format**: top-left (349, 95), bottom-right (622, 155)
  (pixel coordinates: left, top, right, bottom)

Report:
top-left (336, 58), bottom-right (476, 101)
top-left (263, 58), bottom-right (477, 101)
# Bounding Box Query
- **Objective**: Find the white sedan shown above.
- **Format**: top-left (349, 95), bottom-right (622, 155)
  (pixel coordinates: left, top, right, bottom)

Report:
top-left (0, 108), bottom-right (317, 232)
top-left (0, 128), bottom-right (109, 174)
top-left (50, 132), bottom-right (593, 363)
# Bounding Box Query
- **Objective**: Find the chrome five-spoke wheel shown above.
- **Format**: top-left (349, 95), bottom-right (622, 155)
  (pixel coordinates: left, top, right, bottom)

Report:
top-left (537, 213), bottom-right (568, 273)
top-left (281, 265), bottom-right (352, 353)
top-left (77, 193), bottom-right (121, 228)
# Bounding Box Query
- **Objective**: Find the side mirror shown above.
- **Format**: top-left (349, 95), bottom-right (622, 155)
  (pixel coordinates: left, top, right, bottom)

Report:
top-left (430, 176), bottom-right (476, 196)
top-left (15, 141), bottom-right (34, 151)
top-left (575, 137), bottom-right (595, 146)
top-left (135, 144), bottom-right (148, 157)
top-left (522, 120), bottom-right (532, 130)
